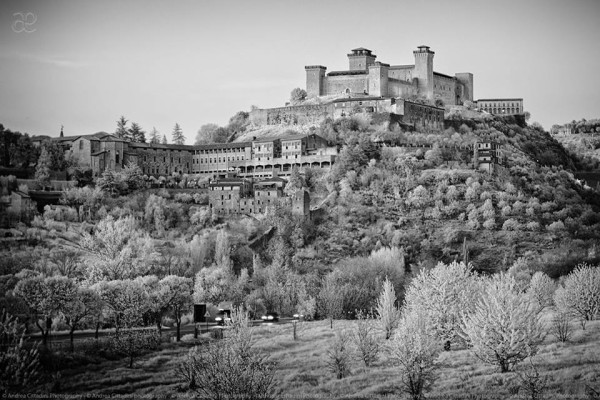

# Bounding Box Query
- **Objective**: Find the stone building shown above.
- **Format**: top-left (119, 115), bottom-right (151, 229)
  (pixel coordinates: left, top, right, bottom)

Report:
top-left (305, 46), bottom-right (473, 105)
top-left (208, 176), bottom-right (313, 217)
top-left (57, 132), bottom-right (136, 173)
top-left (130, 142), bottom-right (194, 176)
top-left (474, 142), bottom-right (505, 173)
top-left (475, 98), bottom-right (523, 115)
top-left (52, 132), bottom-right (334, 179)
top-left (208, 177), bottom-right (253, 215)
top-left (191, 142), bottom-right (252, 175)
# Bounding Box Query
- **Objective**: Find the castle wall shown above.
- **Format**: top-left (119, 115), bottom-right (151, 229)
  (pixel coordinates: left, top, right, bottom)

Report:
top-left (388, 67), bottom-right (414, 82)
top-left (249, 105), bottom-right (332, 126)
top-left (433, 74), bottom-right (458, 105)
top-left (387, 79), bottom-right (417, 98)
top-left (324, 75), bottom-right (368, 96)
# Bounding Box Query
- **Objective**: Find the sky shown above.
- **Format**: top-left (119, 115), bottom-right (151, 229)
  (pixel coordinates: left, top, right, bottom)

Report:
top-left (1, 0), bottom-right (599, 144)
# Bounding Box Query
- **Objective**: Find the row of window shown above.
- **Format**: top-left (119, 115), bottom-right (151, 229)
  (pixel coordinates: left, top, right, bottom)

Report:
top-left (142, 167), bottom-right (188, 175)
top-left (481, 107), bottom-right (521, 114)
top-left (143, 155), bottom-right (187, 163)
top-left (479, 102), bottom-right (521, 107)
top-left (196, 156), bottom-right (246, 164)
top-left (195, 148), bottom-right (247, 154)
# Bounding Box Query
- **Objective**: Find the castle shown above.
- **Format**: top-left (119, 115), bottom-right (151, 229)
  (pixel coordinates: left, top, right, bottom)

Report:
top-left (249, 45), bottom-right (523, 128)
top-left (305, 46), bottom-right (473, 105)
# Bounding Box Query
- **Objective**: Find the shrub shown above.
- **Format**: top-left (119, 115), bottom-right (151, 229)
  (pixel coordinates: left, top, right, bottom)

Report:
top-left (353, 310), bottom-right (379, 367)
top-left (174, 192), bottom-right (193, 203)
top-left (502, 219), bottom-right (520, 231)
top-left (546, 220), bottom-right (565, 232)
top-left (179, 307), bottom-right (276, 399)
top-left (326, 330), bottom-right (353, 379)
top-left (0, 310), bottom-right (40, 394)
top-left (110, 328), bottom-right (161, 368)
top-left (516, 360), bottom-right (547, 400)
top-left (460, 273), bottom-right (544, 373)
top-left (390, 309), bottom-right (441, 400)
top-left (550, 311), bottom-right (573, 343)
top-left (526, 221), bottom-right (540, 232)
top-left (482, 218), bottom-right (496, 230)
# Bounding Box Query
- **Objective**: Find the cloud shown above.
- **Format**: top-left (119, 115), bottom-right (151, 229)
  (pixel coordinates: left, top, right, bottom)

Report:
top-left (3, 52), bottom-right (89, 68)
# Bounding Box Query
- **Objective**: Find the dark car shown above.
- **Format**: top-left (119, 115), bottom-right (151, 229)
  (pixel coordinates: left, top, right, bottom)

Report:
top-left (215, 309), bottom-right (231, 326)
top-left (261, 312), bottom-right (279, 322)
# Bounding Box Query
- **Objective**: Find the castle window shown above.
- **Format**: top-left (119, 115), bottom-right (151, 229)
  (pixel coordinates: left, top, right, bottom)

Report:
top-left (79, 140), bottom-right (84, 150)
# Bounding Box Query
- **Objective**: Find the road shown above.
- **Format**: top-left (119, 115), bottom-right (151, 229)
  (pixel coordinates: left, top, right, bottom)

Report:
top-left (27, 318), bottom-right (297, 347)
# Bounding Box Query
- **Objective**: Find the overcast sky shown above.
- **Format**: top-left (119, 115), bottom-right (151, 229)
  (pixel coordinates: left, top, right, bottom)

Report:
top-left (1, 0), bottom-right (599, 143)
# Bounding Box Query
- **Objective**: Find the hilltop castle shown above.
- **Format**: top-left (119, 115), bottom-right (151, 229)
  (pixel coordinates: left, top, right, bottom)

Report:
top-left (305, 46), bottom-right (473, 105)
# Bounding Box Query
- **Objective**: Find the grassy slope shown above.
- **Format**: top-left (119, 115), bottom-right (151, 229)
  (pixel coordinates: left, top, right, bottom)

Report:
top-left (42, 312), bottom-right (600, 399)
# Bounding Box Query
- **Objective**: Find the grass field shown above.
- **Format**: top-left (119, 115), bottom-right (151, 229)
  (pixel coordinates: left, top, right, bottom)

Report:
top-left (37, 311), bottom-right (600, 399)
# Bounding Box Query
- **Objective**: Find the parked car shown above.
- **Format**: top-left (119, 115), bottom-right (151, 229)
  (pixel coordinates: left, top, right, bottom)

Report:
top-left (215, 309), bottom-right (231, 326)
top-left (261, 312), bottom-right (279, 322)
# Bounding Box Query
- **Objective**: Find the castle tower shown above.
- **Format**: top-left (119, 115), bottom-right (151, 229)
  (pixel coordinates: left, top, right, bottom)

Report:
top-left (413, 45), bottom-right (434, 100)
top-left (305, 65), bottom-right (326, 98)
top-left (347, 48), bottom-right (376, 71)
top-left (292, 189), bottom-right (310, 218)
top-left (368, 62), bottom-right (389, 97)
top-left (455, 72), bottom-right (474, 103)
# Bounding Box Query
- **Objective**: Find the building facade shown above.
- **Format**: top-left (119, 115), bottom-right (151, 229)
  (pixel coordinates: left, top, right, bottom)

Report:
top-left (208, 176), bottom-right (311, 217)
top-left (474, 142), bottom-right (505, 173)
top-left (53, 132), bottom-right (334, 179)
top-left (475, 98), bottom-right (523, 115)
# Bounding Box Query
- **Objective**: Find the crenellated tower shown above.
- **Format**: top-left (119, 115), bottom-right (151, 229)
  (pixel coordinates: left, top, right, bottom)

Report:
top-left (305, 65), bottom-right (326, 98)
top-left (347, 48), bottom-right (376, 71)
top-left (413, 45), bottom-right (434, 100)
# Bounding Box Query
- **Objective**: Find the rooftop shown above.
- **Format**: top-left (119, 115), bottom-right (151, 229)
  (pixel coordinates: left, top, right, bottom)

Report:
top-left (327, 70), bottom-right (368, 77)
top-left (433, 71), bottom-right (456, 80)
top-left (476, 98), bottom-right (523, 102)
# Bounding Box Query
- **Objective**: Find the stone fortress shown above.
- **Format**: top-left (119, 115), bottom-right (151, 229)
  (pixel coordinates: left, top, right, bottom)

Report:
top-left (305, 46), bottom-right (473, 105)
top-left (250, 45), bottom-right (522, 130)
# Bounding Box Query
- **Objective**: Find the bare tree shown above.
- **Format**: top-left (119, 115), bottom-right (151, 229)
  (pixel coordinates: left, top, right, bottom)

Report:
top-left (319, 274), bottom-right (344, 329)
top-left (550, 311), bottom-right (573, 343)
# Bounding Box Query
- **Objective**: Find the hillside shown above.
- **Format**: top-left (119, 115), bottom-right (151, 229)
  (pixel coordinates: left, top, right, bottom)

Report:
top-left (278, 111), bottom-right (598, 278)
